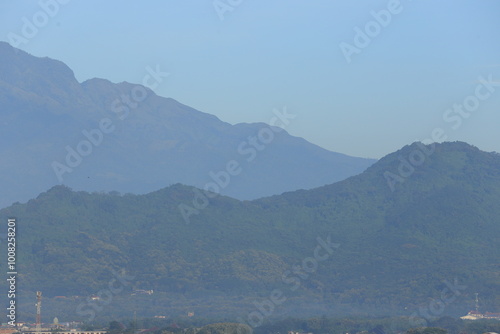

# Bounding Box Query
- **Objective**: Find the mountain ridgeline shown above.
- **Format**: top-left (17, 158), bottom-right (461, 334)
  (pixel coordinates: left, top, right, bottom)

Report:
top-left (1, 142), bottom-right (499, 320)
top-left (0, 41), bottom-right (375, 209)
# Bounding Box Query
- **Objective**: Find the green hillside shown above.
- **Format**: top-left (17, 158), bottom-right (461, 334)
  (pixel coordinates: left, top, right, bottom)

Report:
top-left (1, 142), bottom-right (498, 321)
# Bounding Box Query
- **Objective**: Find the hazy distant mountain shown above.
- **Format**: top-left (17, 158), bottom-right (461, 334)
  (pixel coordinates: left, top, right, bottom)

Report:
top-left (1, 142), bottom-right (498, 320)
top-left (0, 41), bottom-right (375, 209)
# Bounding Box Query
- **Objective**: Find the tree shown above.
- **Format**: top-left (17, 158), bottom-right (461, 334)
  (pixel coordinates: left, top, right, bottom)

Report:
top-left (406, 327), bottom-right (447, 334)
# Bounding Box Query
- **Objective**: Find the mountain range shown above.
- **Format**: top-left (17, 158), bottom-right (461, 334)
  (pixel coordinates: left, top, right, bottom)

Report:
top-left (1, 141), bottom-right (498, 322)
top-left (0, 41), bottom-right (375, 209)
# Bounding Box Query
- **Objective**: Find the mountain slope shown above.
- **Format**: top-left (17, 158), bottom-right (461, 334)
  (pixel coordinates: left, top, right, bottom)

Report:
top-left (1, 142), bottom-right (498, 320)
top-left (0, 41), bottom-right (375, 208)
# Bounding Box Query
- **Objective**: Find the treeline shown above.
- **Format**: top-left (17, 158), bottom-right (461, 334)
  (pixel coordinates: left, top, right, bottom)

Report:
top-left (91, 316), bottom-right (500, 334)
top-left (252, 316), bottom-right (500, 334)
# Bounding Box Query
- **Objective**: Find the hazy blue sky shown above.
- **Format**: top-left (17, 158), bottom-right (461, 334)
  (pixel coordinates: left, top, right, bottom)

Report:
top-left (1, 0), bottom-right (499, 158)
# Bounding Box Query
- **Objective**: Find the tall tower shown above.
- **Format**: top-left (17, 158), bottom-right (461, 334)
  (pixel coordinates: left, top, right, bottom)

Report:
top-left (475, 293), bottom-right (479, 313)
top-left (36, 291), bottom-right (42, 333)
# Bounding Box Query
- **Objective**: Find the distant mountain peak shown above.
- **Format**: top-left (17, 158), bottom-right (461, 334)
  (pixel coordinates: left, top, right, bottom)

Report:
top-left (0, 43), bottom-right (376, 208)
top-left (0, 43), bottom-right (86, 110)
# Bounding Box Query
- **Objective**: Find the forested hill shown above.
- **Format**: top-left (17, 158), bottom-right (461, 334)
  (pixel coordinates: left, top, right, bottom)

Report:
top-left (1, 141), bottom-right (498, 319)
